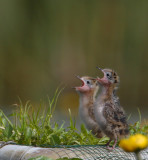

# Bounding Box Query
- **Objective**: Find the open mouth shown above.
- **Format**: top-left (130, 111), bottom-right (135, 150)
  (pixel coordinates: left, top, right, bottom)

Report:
top-left (75, 75), bottom-right (85, 87)
top-left (96, 67), bottom-right (108, 85)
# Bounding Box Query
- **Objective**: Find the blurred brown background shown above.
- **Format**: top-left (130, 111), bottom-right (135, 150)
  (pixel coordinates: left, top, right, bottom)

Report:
top-left (0, 1), bottom-right (148, 125)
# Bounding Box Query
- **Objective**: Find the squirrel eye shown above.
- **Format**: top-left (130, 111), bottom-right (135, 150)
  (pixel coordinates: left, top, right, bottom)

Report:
top-left (106, 73), bottom-right (110, 77)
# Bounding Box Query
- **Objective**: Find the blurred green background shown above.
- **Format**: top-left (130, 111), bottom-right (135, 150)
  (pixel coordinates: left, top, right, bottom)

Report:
top-left (0, 1), bottom-right (148, 125)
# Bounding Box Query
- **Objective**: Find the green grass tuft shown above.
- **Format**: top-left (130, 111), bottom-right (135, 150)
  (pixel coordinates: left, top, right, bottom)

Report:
top-left (0, 88), bottom-right (108, 146)
top-left (0, 88), bottom-right (147, 147)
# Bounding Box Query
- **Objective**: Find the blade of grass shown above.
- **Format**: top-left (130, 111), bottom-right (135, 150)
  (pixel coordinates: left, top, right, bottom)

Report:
top-left (137, 107), bottom-right (141, 123)
top-left (0, 109), bottom-right (13, 128)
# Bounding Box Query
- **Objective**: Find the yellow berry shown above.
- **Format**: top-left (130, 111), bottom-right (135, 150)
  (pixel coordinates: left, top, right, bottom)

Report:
top-left (119, 139), bottom-right (136, 152)
top-left (119, 134), bottom-right (148, 152)
top-left (132, 134), bottom-right (148, 150)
